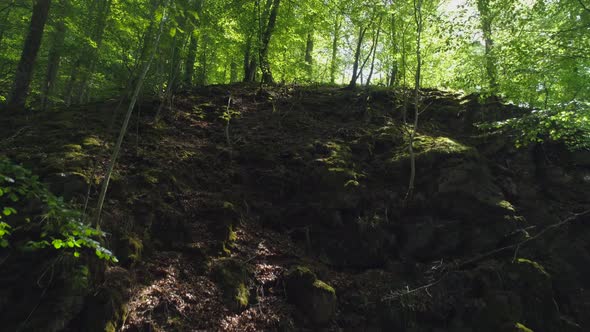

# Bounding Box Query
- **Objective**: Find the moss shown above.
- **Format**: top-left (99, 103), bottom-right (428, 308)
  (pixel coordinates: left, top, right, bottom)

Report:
top-left (515, 322), bottom-right (534, 332)
top-left (498, 200), bottom-right (516, 212)
top-left (127, 236), bottom-right (143, 263)
top-left (211, 258), bottom-right (251, 311)
top-left (228, 224), bottom-right (238, 242)
top-left (390, 135), bottom-right (476, 163)
top-left (313, 279), bottom-right (336, 295)
top-left (105, 321), bottom-right (116, 332)
top-left (82, 136), bottom-right (102, 147)
top-left (285, 265), bottom-right (337, 326)
top-left (63, 144), bottom-right (83, 151)
top-left (235, 283), bottom-right (249, 307)
top-left (314, 141), bottom-right (353, 168)
top-left (517, 258), bottom-right (550, 277)
top-left (143, 174), bottom-right (159, 184)
top-left (287, 265), bottom-right (317, 284)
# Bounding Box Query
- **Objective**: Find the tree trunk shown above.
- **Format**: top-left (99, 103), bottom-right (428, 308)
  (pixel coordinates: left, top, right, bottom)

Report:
top-left (389, 13), bottom-right (398, 87)
top-left (155, 32), bottom-right (189, 121)
top-left (243, 35), bottom-right (258, 82)
top-left (63, 0), bottom-right (111, 105)
top-left (304, 31), bottom-right (314, 80)
top-left (184, 33), bottom-right (198, 86)
top-left (476, 0), bottom-right (497, 93)
top-left (196, 33), bottom-right (208, 85)
top-left (8, 0), bottom-right (52, 109)
top-left (389, 63), bottom-right (398, 87)
top-left (230, 60), bottom-right (238, 83)
top-left (259, 0), bottom-right (280, 84)
top-left (329, 16), bottom-right (341, 84)
top-left (366, 15), bottom-right (383, 86)
top-left (183, 0), bottom-right (202, 87)
top-left (348, 26), bottom-right (367, 88)
top-left (96, 0), bottom-right (169, 227)
top-left (77, 0), bottom-right (112, 103)
top-left (41, 0), bottom-right (67, 110)
top-left (406, 0), bottom-right (423, 201)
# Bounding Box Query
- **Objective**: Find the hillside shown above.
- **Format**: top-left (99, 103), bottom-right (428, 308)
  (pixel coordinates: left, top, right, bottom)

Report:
top-left (1, 84), bottom-right (590, 332)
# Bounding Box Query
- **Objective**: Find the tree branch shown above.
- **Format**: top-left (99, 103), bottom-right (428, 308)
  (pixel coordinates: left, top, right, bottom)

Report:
top-left (578, 0), bottom-right (590, 13)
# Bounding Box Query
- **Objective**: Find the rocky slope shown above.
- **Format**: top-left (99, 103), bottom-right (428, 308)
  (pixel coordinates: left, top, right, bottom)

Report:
top-left (1, 84), bottom-right (590, 331)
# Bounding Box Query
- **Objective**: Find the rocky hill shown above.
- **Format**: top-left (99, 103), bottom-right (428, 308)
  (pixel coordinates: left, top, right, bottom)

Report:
top-left (1, 84), bottom-right (590, 331)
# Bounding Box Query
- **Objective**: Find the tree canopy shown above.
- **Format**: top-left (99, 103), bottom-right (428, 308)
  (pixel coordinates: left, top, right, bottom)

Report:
top-left (0, 0), bottom-right (588, 145)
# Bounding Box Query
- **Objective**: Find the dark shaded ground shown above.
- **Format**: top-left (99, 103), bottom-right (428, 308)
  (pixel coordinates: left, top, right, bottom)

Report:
top-left (1, 84), bottom-right (590, 331)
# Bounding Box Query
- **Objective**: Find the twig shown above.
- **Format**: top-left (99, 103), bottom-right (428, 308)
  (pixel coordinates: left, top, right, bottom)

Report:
top-left (578, 0), bottom-right (590, 12)
top-left (458, 209), bottom-right (590, 269)
top-left (1, 126), bottom-right (30, 147)
top-left (382, 209), bottom-right (590, 303)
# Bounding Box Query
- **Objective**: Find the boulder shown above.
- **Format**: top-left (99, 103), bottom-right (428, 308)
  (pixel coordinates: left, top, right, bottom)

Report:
top-left (211, 258), bottom-right (252, 311)
top-left (285, 266), bottom-right (337, 326)
top-left (44, 172), bottom-right (88, 201)
top-left (435, 162), bottom-right (517, 221)
top-left (79, 266), bottom-right (132, 332)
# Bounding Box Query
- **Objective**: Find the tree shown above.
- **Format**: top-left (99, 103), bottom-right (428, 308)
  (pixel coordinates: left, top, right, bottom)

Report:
top-left (63, 0), bottom-right (112, 106)
top-left (7, 0), bottom-right (52, 109)
top-left (96, 0), bottom-right (170, 227)
top-left (406, 0), bottom-right (423, 201)
top-left (41, 0), bottom-right (68, 110)
top-left (329, 15), bottom-right (342, 84)
top-left (475, 0), bottom-right (497, 93)
top-left (183, 0), bottom-right (203, 87)
top-left (259, 0), bottom-right (281, 84)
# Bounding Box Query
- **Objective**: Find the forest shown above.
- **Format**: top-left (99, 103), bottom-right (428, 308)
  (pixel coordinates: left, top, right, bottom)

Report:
top-left (1, 0), bottom-right (590, 331)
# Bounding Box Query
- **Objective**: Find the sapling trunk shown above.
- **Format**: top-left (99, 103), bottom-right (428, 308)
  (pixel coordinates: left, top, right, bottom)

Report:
top-left (406, 0), bottom-right (423, 201)
top-left (95, 0), bottom-right (169, 228)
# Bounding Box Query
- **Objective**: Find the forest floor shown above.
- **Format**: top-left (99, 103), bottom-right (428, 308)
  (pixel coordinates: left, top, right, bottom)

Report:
top-left (2, 84), bottom-right (590, 331)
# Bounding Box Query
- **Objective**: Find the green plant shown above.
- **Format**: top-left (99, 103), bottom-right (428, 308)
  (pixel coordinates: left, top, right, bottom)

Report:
top-left (0, 157), bottom-right (117, 262)
top-left (479, 103), bottom-right (590, 150)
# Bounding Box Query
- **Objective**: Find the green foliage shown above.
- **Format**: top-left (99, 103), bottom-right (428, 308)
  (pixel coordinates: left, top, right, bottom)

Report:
top-left (0, 0), bottom-right (588, 146)
top-left (481, 103), bottom-right (590, 150)
top-left (0, 157), bottom-right (116, 262)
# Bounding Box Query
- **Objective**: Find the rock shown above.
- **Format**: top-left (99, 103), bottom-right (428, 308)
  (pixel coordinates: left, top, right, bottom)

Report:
top-left (544, 165), bottom-right (572, 185)
top-left (79, 266), bottom-right (132, 332)
top-left (504, 259), bottom-right (562, 331)
top-left (117, 235), bottom-right (143, 267)
top-left (401, 218), bottom-right (437, 259)
top-left (436, 162), bottom-right (517, 220)
top-left (285, 266), bottom-right (337, 326)
top-left (211, 258), bottom-right (252, 311)
top-left (571, 149), bottom-right (590, 167)
top-left (473, 291), bottom-right (523, 332)
top-left (44, 172), bottom-right (88, 201)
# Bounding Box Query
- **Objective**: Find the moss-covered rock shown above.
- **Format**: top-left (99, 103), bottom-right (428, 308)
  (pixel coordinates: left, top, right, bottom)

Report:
top-left (78, 266), bottom-right (132, 332)
top-left (117, 235), bottom-right (143, 267)
top-left (44, 172), bottom-right (89, 201)
top-left (285, 265), bottom-right (337, 326)
top-left (435, 162), bottom-right (517, 219)
top-left (503, 259), bottom-right (562, 331)
top-left (211, 258), bottom-right (252, 311)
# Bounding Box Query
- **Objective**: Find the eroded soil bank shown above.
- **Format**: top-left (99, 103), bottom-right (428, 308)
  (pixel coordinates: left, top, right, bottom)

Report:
top-left (2, 84), bottom-right (590, 331)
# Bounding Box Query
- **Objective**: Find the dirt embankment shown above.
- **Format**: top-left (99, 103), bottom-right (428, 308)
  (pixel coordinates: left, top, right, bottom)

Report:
top-left (1, 84), bottom-right (590, 331)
